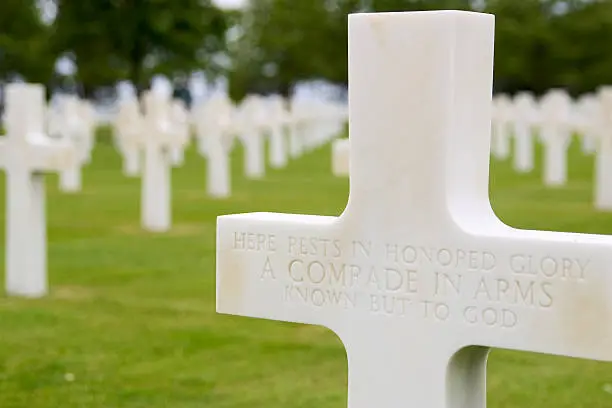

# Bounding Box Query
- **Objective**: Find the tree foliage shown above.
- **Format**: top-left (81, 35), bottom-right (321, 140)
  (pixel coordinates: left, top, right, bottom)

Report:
top-left (227, 0), bottom-right (361, 99)
top-left (229, 0), bottom-right (612, 99)
top-left (0, 0), bottom-right (55, 83)
top-left (4, 0), bottom-right (612, 98)
top-left (53, 0), bottom-right (227, 95)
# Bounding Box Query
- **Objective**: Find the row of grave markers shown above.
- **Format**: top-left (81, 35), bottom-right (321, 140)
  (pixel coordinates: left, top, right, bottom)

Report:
top-left (0, 82), bottom-right (347, 297)
top-left (491, 88), bottom-right (612, 210)
top-left (2, 11), bottom-right (612, 408)
top-left (114, 91), bottom-right (347, 230)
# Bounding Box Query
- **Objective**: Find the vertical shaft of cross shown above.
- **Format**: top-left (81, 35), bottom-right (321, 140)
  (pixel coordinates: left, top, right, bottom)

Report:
top-left (543, 141), bottom-right (567, 186)
top-left (344, 12), bottom-right (495, 233)
top-left (3, 84), bottom-right (54, 297)
top-left (288, 106), bottom-right (303, 158)
top-left (596, 134), bottom-right (612, 209)
top-left (141, 92), bottom-right (172, 232)
top-left (270, 126), bottom-right (287, 169)
top-left (514, 128), bottom-right (533, 173)
top-left (208, 142), bottom-right (231, 198)
top-left (6, 170), bottom-right (48, 297)
top-left (142, 143), bottom-right (171, 231)
top-left (124, 148), bottom-right (141, 177)
top-left (343, 327), bottom-right (488, 408)
top-left (244, 134), bottom-right (264, 179)
top-left (60, 166), bottom-right (82, 192)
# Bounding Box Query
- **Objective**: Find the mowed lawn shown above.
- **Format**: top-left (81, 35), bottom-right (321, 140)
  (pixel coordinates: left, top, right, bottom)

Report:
top-left (0, 130), bottom-right (611, 407)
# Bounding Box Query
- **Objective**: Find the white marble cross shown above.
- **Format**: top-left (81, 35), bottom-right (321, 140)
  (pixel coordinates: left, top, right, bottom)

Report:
top-left (301, 100), bottom-right (325, 150)
top-left (297, 100), bottom-right (328, 151)
top-left (114, 99), bottom-right (144, 177)
top-left (169, 99), bottom-right (190, 167)
top-left (287, 98), bottom-right (306, 158)
top-left (307, 100), bottom-right (348, 150)
top-left (217, 11), bottom-right (612, 408)
top-left (574, 94), bottom-right (598, 155)
top-left (140, 91), bottom-right (179, 232)
top-left (54, 96), bottom-right (95, 192)
top-left (266, 95), bottom-right (289, 169)
top-left (0, 83), bottom-right (75, 297)
top-left (511, 92), bottom-right (538, 173)
top-left (595, 87), bottom-right (612, 210)
top-left (491, 94), bottom-right (512, 159)
top-left (316, 100), bottom-right (348, 147)
top-left (539, 89), bottom-right (573, 187)
top-left (332, 138), bottom-right (349, 177)
top-left (237, 95), bottom-right (266, 179)
top-left (79, 101), bottom-right (97, 162)
top-left (193, 94), bottom-right (235, 198)
top-left (328, 101), bottom-right (349, 140)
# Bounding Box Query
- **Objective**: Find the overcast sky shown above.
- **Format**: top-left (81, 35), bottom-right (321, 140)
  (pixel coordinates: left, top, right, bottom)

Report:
top-left (39, 0), bottom-right (248, 24)
top-left (213, 0), bottom-right (248, 9)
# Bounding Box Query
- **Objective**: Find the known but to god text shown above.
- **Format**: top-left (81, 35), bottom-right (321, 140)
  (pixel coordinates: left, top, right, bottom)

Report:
top-left (232, 233), bottom-right (590, 329)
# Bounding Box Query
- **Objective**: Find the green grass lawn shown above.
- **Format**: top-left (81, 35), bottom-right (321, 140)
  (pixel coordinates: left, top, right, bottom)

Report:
top-left (0, 131), bottom-right (610, 407)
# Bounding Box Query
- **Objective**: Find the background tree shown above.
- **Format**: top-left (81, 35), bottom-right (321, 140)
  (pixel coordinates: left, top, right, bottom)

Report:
top-left (5, 0), bottom-right (612, 100)
top-left (0, 0), bottom-right (55, 83)
top-left (549, 0), bottom-right (612, 95)
top-left (227, 0), bottom-right (362, 100)
top-left (228, 0), bottom-right (612, 98)
top-left (53, 0), bottom-right (228, 96)
top-left (485, 0), bottom-right (553, 94)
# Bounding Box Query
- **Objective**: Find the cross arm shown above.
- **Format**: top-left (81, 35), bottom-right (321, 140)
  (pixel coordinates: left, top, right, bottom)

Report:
top-left (217, 210), bottom-right (612, 364)
top-left (456, 225), bottom-right (612, 362)
top-left (0, 136), bottom-right (75, 173)
top-left (217, 213), bottom-right (349, 334)
top-left (26, 137), bottom-right (77, 173)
